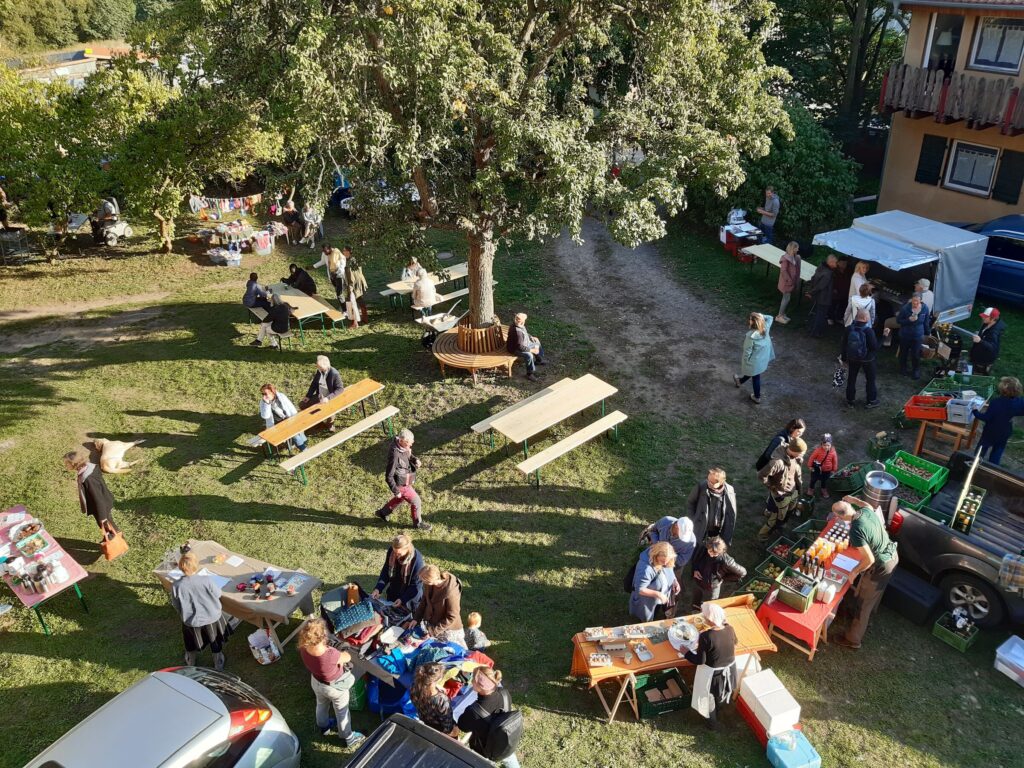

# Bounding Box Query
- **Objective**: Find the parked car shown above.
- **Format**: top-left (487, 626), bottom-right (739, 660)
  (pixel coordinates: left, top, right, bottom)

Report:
top-left (887, 451), bottom-right (1024, 628)
top-left (24, 667), bottom-right (300, 768)
top-left (952, 215), bottom-right (1024, 308)
top-left (344, 714), bottom-right (492, 768)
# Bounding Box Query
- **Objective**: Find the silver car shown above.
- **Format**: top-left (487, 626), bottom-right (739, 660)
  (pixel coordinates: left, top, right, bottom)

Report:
top-left (24, 667), bottom-right (301, 768)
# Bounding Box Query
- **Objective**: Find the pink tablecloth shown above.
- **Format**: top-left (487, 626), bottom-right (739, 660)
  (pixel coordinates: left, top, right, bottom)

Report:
top-left (1, 505), bottom-right (89, 609)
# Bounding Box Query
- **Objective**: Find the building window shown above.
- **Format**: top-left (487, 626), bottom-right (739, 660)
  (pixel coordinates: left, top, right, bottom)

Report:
top-left (924, 13), bottom-right (964, 75)
top-left (943, 141), bottom-right (999, 196)
top-left (969, 17), bottom-right (1024, 74)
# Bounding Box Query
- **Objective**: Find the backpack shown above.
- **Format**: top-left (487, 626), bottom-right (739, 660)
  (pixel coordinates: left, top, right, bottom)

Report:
top-left (845, 324), bottom-right (868, 363)
top-left (477, 689), bottom-right (523, 761)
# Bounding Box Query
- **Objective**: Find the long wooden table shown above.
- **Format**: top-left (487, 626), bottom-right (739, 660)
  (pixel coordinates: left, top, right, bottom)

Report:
top-left (489, 373), bottom-right (618, 455)
top-left (269, 281), bottom-right (331, 341)
top-left (570, 594), bottom-right (776, 723)
top-left (258, 378), bottom-right (384, 449)
top-left (386, 262), bottom-right (469, 296)
top-left (741, 243), bottom-right (817, 307)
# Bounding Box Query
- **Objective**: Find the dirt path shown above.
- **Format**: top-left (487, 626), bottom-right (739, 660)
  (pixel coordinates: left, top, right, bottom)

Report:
top-left (0, 292), bottom-right (171, 324)
top-left (551, 219), bottom-right (880, 470)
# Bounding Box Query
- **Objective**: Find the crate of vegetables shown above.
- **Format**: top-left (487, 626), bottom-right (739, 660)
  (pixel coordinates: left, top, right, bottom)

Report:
top-left (765, 536), bottom-right (796, 561)
top-left (828, 461), bottom-right (870, 494)
top-left (754, 555), bottom-right (788, 582)
top-left (774, 567), bottom-right (819, 613)
top-left (788, 536), bottom-right (812, 564)
top-left (738, 576), bottom-right (776, 599)
top-left (885, 450), bottom-right (949, 493)
top-left (903, 394), bottom-right (953, 421)
top-left (922, 374), bottom-right (996, 401)
top-left (894, 485), bottom-right (933, 512)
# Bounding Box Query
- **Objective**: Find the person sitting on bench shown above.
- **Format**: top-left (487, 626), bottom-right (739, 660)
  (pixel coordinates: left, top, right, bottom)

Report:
top-left (507, 312), bottom-right (546, 382)
top-left (283, 263), bottom-right (317, 296)
top-left (299, 355), bottom-right (345, 430)
top-left (243, 272), bottom-right (273, 312)
top-left (252, 294), bottom-right (296, 348)
top-left (259, 383), bottom-right (307, 451)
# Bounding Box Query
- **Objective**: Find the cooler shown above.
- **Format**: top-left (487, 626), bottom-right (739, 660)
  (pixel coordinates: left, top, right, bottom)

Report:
top-left (752, 688), bottom-right (802, 736)
top-left (737, 695), bottom-right (803, 749)
top-left (740, 668), bottom-right (785, 704)
top-left (767, 730), bottom-right (822, 768)
top-left (995, 635), bottom-right (1024, 688)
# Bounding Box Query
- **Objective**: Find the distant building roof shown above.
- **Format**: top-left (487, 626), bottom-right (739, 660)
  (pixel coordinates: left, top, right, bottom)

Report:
top-left (895, 0), bottom-right (1024, 9)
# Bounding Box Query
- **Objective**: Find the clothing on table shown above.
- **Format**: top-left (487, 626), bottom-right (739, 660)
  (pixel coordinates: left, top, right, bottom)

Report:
top-left (465, 627), bottom-right (490, 651)
top-left (629, 560), bottom-right (677, 622)
top-left (417, 691), bottom-right (455, 735)
top-left (650, 515), bottom-right (699, 564)
top-left (300, 646), bottom-right (346, 684)
top-left (970, 319), bottom-right (1006, 369)
top-left (284, 267), bottom-right (317, 296)
top-left (687, 483), bottom-right (737, 546)
top-left (309, 673), bottom-right (357, 744)
top-left (739, 314), bottom-right (774, 377)
top-left (375, 546), bottom-right (425, 611)
top-left (76, 463), bottom-right (116, 529)
top-left (974, 396), bottom-right (1024, 466)
top-left (413, 572), bottom-right (464, 636)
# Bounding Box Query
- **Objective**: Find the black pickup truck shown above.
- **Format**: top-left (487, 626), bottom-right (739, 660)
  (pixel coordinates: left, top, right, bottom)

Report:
top-left (890, 451), bottom-right (1024, 627)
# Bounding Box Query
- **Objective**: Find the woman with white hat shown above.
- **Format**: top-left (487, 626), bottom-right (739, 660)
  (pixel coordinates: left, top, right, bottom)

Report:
top-left (685, 602), bottom-right (738, 729)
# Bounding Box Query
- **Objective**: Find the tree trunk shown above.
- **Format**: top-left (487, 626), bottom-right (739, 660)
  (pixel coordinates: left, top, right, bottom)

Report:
top-left (153, 210), bottom-right (173, 253)
top-left (467, 227), bottom-right (496, 328)
top-left (839, 0), bottom-right (869, 133)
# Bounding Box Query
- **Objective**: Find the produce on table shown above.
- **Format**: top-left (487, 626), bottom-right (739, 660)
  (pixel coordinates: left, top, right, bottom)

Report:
top-left (770, 543), bottom-right (791, 559)
top-left (760, 563), bottom-right (783, 579)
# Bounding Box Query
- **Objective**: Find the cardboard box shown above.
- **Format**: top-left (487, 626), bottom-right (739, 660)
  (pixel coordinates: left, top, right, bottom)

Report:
top-left (751, 687), bottom-right (802, 736)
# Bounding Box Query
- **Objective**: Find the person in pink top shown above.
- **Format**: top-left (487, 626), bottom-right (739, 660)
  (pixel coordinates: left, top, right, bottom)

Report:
top-left (806, 433), bottom-right (839, 499)
top-left (775, 241), bottom-right (801, 325)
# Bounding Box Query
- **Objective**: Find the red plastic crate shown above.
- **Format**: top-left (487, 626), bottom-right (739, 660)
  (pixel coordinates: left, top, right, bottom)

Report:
top-left (903, 394), bottom-right (952, 421)
top-left (737, 695), bottom-right (802, 748)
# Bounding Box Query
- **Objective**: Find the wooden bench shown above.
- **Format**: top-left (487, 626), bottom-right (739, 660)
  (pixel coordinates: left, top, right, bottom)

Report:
top-left (471, 378), bottom-right (574, 447)
top-left (247, 306), bottom-right (268, 323)
top-left (516, 411), bottom-right (627, 487)
top-left (432, 327), bottom-right (517, 384)
top-left (312, 295), bottom-right (347, 327)
top-left (280, 405), bottom-right (399, 485)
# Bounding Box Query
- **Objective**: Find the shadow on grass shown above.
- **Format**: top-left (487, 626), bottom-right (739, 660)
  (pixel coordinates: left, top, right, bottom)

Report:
top-left (121, 493), bottom-right (365, 528)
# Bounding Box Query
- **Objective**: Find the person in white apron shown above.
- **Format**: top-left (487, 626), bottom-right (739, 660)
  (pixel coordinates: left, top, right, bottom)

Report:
top-left (686, 602), bottom-right (738, 730)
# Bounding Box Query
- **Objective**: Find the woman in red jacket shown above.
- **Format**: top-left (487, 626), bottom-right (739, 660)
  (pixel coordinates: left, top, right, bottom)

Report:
top-left (806, 433), bottom-right (838, 499)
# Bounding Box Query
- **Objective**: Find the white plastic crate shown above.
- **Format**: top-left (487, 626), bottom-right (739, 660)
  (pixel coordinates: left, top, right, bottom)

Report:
top-left (946, 397), bottom-right (984, 425)
top-left (995, 635), bottom-right (1024, 688)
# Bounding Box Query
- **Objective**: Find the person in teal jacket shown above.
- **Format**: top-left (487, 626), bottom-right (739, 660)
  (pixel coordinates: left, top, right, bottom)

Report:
top-left (733, 312), bottom-right (775, 404)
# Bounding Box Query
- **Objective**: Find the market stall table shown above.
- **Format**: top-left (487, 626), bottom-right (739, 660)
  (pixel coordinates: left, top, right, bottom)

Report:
top-left (258, 378), bottom-right (384, 452)
top-left (1, 506), bottom-right (89, 636)
top-left (268, 281), bottom-right (332, 342)
top-left (570, 594), bottom-right (776, 723)
top-left (153, 539), bottom-right (322, 654)
top-left (741, 243), bottom-right (817, 307)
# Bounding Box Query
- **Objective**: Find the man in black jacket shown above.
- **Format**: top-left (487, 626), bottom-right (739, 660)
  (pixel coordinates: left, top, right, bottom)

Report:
top-left (969, 307), bottom-right (1006, 374)
top-left (841, 308), bottom-right (880, 408)
top-left (806, 255), bottom-right (836, 338)
top-left (686, 468), bottom-right (737, 545)
top-left (690, 536), bottom-right (746, 610)
top-left (299, 355), bottom-right (345, 430)
top-left (283, 263), bottom-right (317, 296)
top-left (506, 312), bottom-right (546, 381)
top-left (375, 429), bottom-right (431, 530)
top-left (251, 295), bottom-right (295, 348)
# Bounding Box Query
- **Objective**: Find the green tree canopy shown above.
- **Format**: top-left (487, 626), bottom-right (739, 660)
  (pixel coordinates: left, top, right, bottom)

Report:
top-left (145, 0), bottom-right (788, 325)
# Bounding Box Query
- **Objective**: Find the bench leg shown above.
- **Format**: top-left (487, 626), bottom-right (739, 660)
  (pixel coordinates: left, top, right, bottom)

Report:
top-left (361, 401), bottom-right (368, 418)
top-left (601, 399), bottom-right (606, 417)
top-left (385, 416), bottom-right (394, 438)
top-left (534, 469), bottom-right (541, 488)
top-left (489, 429), bottom-right (494, 450)
top-left (297, 318), bottom-right (306, 343)
top-left (320, 314), bottom-right (327, 338)
top-left (299, 466), bottom-right (308, 486)
top-left (523, 438), bottom-right (529, 459)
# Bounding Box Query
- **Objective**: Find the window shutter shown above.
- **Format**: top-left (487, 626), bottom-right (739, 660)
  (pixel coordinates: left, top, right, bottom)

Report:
top-left (914, 134), bottom-right (948, 185)
top-left (992, 150), bottom-right (1024, 205)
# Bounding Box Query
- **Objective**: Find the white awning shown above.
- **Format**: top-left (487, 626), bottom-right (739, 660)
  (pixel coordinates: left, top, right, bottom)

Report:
top-left (812, 226), bottom-right (938, 271)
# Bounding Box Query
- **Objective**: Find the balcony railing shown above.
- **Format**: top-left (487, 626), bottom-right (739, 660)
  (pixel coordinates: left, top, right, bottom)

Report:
top-left (880, 63), bottom-right (1024, 135)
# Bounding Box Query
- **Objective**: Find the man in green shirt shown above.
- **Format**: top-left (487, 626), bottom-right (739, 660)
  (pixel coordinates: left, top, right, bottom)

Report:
top-left (830, 499), bottom-right (899, 649)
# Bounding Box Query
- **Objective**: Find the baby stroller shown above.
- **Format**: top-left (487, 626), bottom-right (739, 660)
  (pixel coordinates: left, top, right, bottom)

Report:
top-left (89, 198), bottom-right (133, 246)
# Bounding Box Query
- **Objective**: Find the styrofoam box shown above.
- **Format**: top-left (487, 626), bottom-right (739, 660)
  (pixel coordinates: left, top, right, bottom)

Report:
top-left (995, 635), bottom-right (1024, 688)
top-left (740, 668), bottom-right (785, 705)
top-left (751, 687), bottom-right (802, 736)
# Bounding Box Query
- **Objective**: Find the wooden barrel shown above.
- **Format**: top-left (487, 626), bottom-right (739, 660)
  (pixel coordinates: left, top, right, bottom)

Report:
top-left (457, 318), bottom-right (505, 353)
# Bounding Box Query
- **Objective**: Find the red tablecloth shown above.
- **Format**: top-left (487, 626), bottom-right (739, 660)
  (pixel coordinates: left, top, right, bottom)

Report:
top-left (1, 505), bottom-right (89, 609)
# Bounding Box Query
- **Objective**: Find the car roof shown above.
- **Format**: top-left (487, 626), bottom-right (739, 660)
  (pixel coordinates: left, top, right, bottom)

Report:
top-left (974, 214), bottom-right (1024, 239)
top-left (25, 673), bottom-right (226, 768)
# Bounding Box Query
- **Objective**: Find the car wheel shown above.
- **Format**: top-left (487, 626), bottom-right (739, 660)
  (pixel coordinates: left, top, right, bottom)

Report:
top-left (939, 572), bottom-right (1005, 628)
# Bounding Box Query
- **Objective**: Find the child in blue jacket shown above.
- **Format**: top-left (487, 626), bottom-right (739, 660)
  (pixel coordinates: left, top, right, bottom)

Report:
top-left (973, 376), bottom-right (1024, 465)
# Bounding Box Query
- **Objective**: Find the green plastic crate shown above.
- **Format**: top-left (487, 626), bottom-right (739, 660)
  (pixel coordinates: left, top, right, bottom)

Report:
top-left (788, 536), bottom-right (812, 564)
top-left (828, 462), bottom-right (869, 495)
top-left (792, 518), bottom-right (829, 536)
top-left (765, 535), bottom-right (796, 560)
top-left (932, 612), bottom-right (979, 652)
top-left (895, 487), bottom-right (933, 512)
top-left (774, 567), bottom-right (818, 613)
top-left (349, 676), bottom-right (367, 711)
top-left (922, 374), bottom-right (996, 401)
top-left (754, 554), bottom-right (788, 582)
top-left (886, 450), bottom-right (949, 493)
top-left (917, 505), bottom-right (953, 525)
top-left (738, 576), bottom-right (776, 598)
top-left (635, 668), bottom-right (689, 718)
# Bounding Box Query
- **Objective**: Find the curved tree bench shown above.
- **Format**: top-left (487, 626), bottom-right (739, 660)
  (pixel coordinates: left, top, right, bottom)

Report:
top-left (432, 327), bottom-right (517, 384)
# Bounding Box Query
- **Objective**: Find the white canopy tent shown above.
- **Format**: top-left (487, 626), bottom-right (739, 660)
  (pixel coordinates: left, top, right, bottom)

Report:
top-left (813, 211), bottom-right (988, 323)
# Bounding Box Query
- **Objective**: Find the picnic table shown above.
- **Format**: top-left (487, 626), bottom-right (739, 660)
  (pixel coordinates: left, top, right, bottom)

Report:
top-left (258, 378), bottom-right (384, 452)
top-left (755, 519), bottom-right (865, 661)
top-left (741, 243), bottom-right (817, 307)
top-left (268, 281), bottom-right (332, 341)
top-left (1, 506), bottom-right (90, 635)
top-left (489, 373), bottom-right (618, 457)
top-left (386, 261), bottom-right (469, 298)
top-left (569, 594), bottom-right (775, 723)
top-left (153, 539), bottom-right (322, 654)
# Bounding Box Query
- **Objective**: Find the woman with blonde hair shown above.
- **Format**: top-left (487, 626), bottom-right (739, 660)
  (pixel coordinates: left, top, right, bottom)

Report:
top-left (170, 551), bottom-right (231, 669)
top-left (457, 666), bottom-right (522, 767)
top-left (630, 541), bottom-right (679, 621)
top-left (775, 241), bottom-right (801, 324)
top-left (850, 260), bottom-right (871, 298)
top-left (733, 311), bottom-right (775, 404)
top-left (371, 533), bottom-right (424, 613)
top-left (410, 662), bottom-right (457, 737)
top-left (297, 617), bottom-right (365, 747)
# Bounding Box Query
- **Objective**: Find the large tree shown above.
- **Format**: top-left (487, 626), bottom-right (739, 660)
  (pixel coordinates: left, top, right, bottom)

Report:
top-left (146, 0), bottom-right (787, 326)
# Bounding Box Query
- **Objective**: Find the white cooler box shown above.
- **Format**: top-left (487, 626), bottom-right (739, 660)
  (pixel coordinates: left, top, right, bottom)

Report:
top-left (739, 669), bottom-right (801, 736)
top-left (995, 635), bottom-right (1024, 688)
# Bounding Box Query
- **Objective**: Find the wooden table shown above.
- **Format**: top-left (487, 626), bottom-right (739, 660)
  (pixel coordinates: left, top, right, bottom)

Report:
top-left (1, 506), bottom-right (89, 635)
top-left (259, 378), bottom-right (384, 450)
top-left (569, 594), bottom-right (776, 723)
top-left (269, 281), bottom-right (330, 342)
top-left (153, 539), bottom-right (322, 654)
top-left (913, 418), bottom-right (979, 463)
top-left (755, 520), bottom-right (865, 661)
top-left (386, 262), bottom-right (469, 296)
top-left (741, 243), bottom-right (817, 307)
top-left (489, 373), bottom-right (618, 456)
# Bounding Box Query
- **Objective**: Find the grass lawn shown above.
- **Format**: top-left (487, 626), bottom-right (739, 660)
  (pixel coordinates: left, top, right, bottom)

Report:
top-left (1, 216), bottom-right (1022, 768)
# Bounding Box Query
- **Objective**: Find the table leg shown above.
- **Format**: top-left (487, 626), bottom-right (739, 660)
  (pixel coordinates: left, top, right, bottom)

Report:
top-left (594, 674), bottom-right (637, 724)
top-left (74, 583), bottom-right (89, 613)
top-left (489, 429), bottom-right (494, 450)
top-left (299, 466), bottom-right (308, 486)
top-left (601, 399), bottom-right (606, 417)
top-left (34, 606), bottom-right (51, 636)
top-left (523, 438), bottom-right (529, 459)
top-left (361, 400), bottom-right (368, 418)
top-left (297, 318), bottom-right (306, 343)
top-left (280, 616), bottom-right (311, 648)
top-left (320, 314), bottom-right (327, 338)
top-left (914, 420), bottom-right (928, 456)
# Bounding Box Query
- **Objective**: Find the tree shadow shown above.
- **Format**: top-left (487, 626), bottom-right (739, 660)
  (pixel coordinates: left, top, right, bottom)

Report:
top-left (120, 493), bottom-right (364, 528)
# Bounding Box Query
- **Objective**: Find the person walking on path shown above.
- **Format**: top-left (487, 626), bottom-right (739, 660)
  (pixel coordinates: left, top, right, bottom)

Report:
top-left (775, 241), bottom-right (801, 325)
top-left (756, 437), bottom-right (806, 542)
top-left (756, 186), bottom-right (780, 244)
top-left (733, 312), bottom-right (774, 404)
top-left (313, 244), bottom-right (346, 301)
top-left (171, 552), bottom-right (231, 670)
top-left (897, 294), bottom-right (929, 380)
top-left (807, 255), bottom-right (836, 338)
top-left (375, 428), bottom-right (431, 531)
top-left (831, 499), bottom-right (898, 650)
top-left (972, 376), bottom-right (1024, 465)
top-left (297, 618), bottom-right (365, 748)
top-left (343, 250), bottom-right (368, 328)
top-left (687, 468), bottom-right (738, 546)
top-left (841, 308), bottom-right (880, 408)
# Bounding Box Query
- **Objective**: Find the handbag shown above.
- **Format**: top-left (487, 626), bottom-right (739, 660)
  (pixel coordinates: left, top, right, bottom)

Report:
top-left (100, 521), bottom-right (128, 561)
top-left (832, 360), bottom-right (847, 388)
